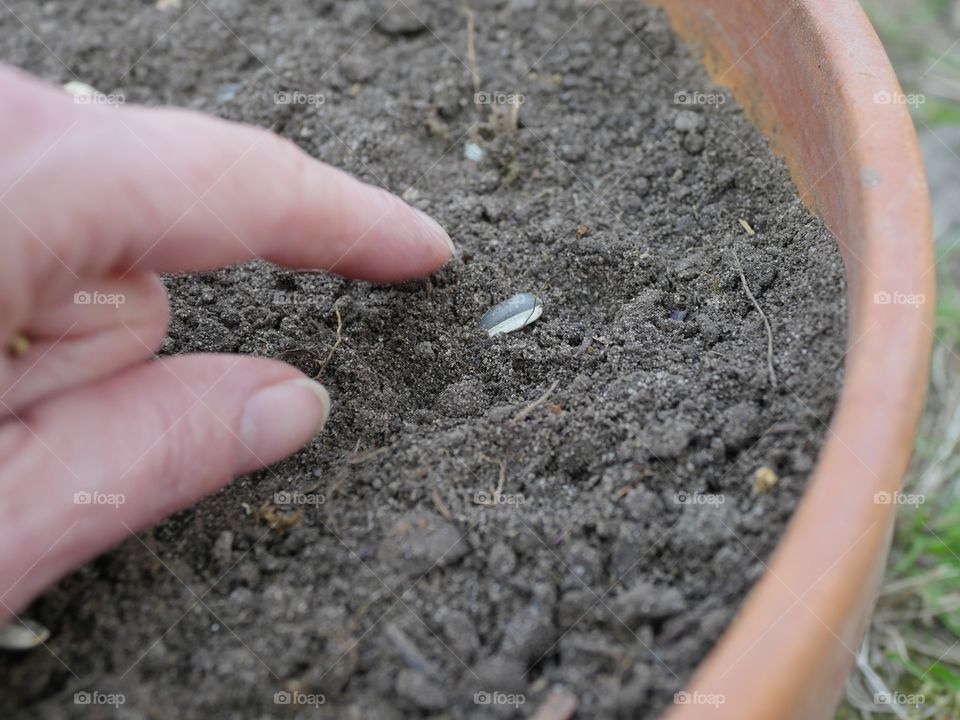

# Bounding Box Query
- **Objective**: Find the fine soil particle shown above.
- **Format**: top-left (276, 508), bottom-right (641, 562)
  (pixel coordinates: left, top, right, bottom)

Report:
top-left (0, 1), bottom-right (847, 718)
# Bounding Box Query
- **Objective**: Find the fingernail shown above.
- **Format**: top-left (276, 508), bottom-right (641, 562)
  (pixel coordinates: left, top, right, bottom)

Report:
top-left (414, 207), bottom-right (455, 255)
top-left (240, 378), bottom-right (331, 458)
top-left (289, 379), bottom-right (332, 433)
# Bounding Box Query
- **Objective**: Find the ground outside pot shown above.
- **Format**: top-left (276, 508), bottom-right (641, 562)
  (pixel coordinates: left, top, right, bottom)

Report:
top-left (641, 1), bottom-right (935, 718)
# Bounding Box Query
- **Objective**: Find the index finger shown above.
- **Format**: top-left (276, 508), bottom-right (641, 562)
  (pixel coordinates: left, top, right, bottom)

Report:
top-left (1, 66), bottom-right (454, 286)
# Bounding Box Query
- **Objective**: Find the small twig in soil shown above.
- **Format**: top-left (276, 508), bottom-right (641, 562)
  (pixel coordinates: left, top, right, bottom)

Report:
top-left (513, 380), bottom-right (561, 423)
top-left (302, 479), bottom-right (324, 495)
top-left (462, 1), bottom-right (481, 103)
top-left (258, 501), bottom-right (304, 535)
top-left (502, 149), bottom-right (521, 185)
top-left (344, 445), bottom-right (390, 465)
top-left (731, 246), bottom-right (778, 389)
top-left (431, 487), bottom-right (453, 522)
top-left (552, 526), bottom-right (572, 545)
top-left (385, 623), bottom-right (441, 677)
top-left (316, 305), bottom-right (344, 379)
top-left (738, 217), bottom-right (757, 236)
top-left (324, 468), bottom-right (350, 536)
top-left (475, 452), bottom-right (506, 506)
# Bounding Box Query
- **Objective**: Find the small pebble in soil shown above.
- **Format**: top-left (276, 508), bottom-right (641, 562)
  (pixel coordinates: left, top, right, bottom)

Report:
top-left (754, 465), bottom-right (780, 493)
top-left (479, 292), bottom-right (543, 337)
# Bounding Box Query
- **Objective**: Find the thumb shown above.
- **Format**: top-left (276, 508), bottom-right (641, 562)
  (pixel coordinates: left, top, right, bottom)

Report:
top-left (0, 355), bottom-right (329, 620)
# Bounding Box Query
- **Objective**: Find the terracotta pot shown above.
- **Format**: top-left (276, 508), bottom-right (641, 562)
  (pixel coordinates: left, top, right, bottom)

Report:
top-left (645, 1), bottom-right (935, 718)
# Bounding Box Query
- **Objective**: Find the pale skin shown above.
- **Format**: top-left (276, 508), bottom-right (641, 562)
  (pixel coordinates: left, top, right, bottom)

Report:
top-left (0, 66), bottom-right (453, 625)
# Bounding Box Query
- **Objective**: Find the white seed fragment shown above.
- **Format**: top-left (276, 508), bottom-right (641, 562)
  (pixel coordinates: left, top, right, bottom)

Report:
top-left (0, 620), bottom-right (50, 651)
top-left (480, 293), bottom-right (543, 337)
top-left (464, 142), bottom-right (486, 162)
top-left (63, 81), bottom-right (99, 98)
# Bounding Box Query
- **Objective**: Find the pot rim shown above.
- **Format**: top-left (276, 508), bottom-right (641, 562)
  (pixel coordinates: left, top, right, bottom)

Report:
top-left (649, 1), bottom-right (935, 718)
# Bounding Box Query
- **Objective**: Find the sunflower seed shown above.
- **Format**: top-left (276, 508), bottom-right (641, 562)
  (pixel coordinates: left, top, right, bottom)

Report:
top-left (480, 293), bottom-right (543, 337)
top-left (0, 620), bottom-right (50, 651)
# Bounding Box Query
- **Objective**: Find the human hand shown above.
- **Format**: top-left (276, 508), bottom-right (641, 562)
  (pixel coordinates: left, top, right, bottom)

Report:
top-left (0, 66), bottom-right (452, 624)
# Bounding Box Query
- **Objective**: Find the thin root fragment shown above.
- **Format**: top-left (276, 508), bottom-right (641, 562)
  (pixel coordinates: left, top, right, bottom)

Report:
top-left (731, 246), bottom-right (778, 390)
top-left (432, 487), bottom-right (453, 521)
top-left (462, 1), bottom-right (481, 101)
top-left (513, 380), bottom-right (561, 423)
top-left (345, 445), bottom-right (390, 465)
top-left (258, 501), bottom-right (304, 535)
top-left (475, 453), bottom-right (506, 506)
top-left (325, 472), bottom-right (347, 536)
top-left (316, 306), bottom-right (344, 378)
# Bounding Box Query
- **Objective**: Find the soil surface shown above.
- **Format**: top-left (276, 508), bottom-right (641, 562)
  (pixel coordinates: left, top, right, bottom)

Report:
top-left (0, 1), bottom-right (847, 718)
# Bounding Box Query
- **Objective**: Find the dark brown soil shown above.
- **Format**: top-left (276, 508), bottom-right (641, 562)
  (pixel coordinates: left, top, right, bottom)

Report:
top-left (0, 1), bottom-right (847, 718)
